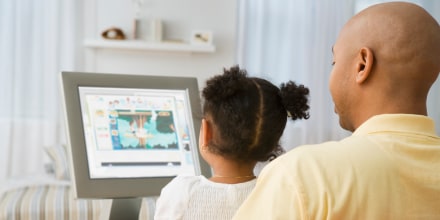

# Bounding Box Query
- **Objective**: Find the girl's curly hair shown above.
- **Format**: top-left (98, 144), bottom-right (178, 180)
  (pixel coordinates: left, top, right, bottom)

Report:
top-left (202, 65), bottom-right (310, 163)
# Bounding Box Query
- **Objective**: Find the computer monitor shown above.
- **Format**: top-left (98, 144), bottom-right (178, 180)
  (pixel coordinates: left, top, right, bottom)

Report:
top-left (60, 71), bottom-right (211, 220)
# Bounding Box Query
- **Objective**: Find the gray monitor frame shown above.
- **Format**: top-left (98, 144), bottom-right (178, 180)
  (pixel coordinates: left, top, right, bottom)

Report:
top-left (60, 71), bottom-right (211, 200)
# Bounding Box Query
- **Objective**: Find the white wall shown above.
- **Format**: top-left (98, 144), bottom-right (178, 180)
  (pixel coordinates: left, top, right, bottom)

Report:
top-left (82, 0), bottom-right (237, 89)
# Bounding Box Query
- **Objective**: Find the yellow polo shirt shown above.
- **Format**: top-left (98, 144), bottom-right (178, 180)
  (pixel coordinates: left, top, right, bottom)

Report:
top-left (233, 114), bottom-right (440, 220)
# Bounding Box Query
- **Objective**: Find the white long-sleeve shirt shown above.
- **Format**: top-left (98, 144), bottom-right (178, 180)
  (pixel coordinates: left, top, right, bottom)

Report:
top-left (155, 175), bottom-right (256, 220)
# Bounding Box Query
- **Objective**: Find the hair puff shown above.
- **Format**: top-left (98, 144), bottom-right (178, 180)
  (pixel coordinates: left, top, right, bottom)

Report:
top-left (202, 66), bottom-right (252, 103)
top-left (280, 81), bottom-right (310, 120)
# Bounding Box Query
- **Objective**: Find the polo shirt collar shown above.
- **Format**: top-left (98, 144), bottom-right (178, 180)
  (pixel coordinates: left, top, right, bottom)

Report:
top-left (353, 114), bottom-right (437, 138)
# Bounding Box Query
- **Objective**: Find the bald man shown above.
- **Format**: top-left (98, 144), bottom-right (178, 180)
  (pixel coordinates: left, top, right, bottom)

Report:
top-left (233, 2), bottom-right (440, 219)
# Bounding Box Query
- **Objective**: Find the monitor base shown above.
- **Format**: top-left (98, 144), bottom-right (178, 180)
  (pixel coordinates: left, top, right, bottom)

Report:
top-left (109, 198), bottom-right (142, 220)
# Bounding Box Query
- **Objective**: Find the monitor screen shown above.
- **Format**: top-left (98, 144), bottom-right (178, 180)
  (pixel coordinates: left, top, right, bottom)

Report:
top-left (79, 87), bottom-right (198, 179)
top-left (60, 72), bottom-right (211, 204)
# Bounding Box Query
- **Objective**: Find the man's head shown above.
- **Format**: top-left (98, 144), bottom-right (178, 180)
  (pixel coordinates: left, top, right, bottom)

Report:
top-left (329, 2), bottom-right (440, 132)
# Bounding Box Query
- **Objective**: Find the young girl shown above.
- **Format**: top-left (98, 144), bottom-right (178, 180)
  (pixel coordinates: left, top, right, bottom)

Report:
top-left (154, 65), bottom-right (310, 220)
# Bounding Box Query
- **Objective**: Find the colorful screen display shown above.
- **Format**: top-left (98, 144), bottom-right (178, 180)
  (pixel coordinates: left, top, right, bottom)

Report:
top-left (78, 87), bottom-right (199, 179)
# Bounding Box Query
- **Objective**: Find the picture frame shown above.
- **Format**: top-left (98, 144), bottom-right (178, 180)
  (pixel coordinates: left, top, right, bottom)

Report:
top-left (190, 30), bottom-right (213, 45)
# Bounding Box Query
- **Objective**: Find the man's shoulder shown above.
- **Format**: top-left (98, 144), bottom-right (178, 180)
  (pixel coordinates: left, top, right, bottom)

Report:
top-left (270, 136), bottom-right (370, 172)
top-left (279, 140), bottom-right (347, 160)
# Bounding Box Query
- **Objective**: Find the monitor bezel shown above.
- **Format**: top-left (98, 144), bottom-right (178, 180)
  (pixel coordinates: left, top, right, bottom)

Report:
top-left (60, 71), bottom-right (211, 199)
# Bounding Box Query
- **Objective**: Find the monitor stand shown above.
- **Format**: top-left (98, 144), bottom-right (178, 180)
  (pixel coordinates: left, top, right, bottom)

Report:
top-left (109, 198), bottom-right (142, 220)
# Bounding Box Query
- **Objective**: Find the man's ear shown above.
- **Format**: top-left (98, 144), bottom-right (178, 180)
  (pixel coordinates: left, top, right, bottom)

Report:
top-left (355, 47), bottom-right (374, 84)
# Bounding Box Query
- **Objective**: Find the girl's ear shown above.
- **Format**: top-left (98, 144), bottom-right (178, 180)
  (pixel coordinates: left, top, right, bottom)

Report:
top-left (355, 47), bottom-right (374, 84)
top-left (200, 118), bottom-right (212, 148)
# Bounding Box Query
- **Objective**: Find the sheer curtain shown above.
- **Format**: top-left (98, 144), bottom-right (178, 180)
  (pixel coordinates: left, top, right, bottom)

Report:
top-left (237, 0), bottom-right (354, 151)
top-left (0, 0), bottom-right (79, 182)
top-left (237, 0), bottom-right (440, 152)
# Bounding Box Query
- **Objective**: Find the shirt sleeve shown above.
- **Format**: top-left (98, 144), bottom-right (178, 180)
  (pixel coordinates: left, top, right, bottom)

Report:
top-left (154, 176), bottom-right (195, 220)
top-left (232, 158), bottom-right (305, 220)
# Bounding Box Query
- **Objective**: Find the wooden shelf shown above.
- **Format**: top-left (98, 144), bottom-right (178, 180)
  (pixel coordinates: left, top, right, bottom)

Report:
top-left (84, 39), bottom-right (216, 53)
